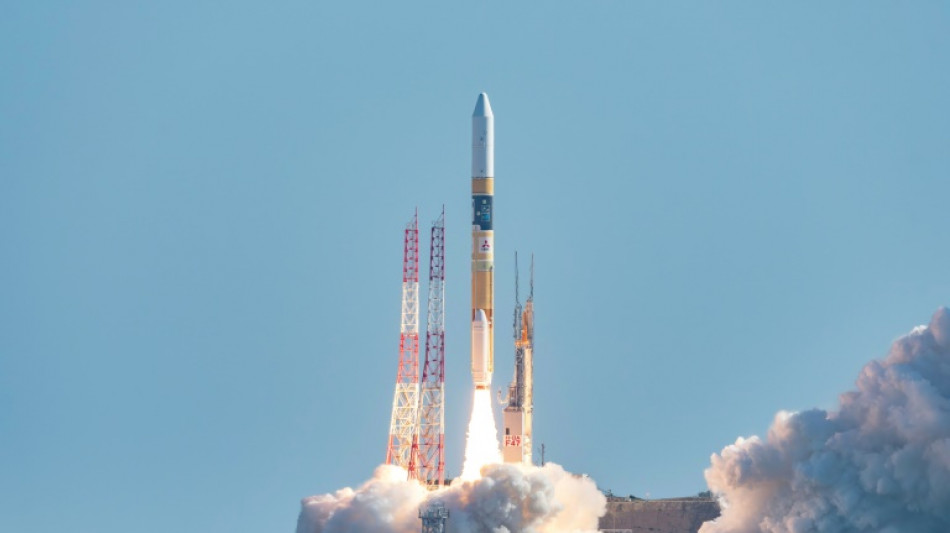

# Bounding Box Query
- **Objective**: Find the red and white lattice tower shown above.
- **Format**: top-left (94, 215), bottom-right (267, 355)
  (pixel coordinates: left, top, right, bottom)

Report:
top-left (386, 211), bottom-right (420, 470)
top-left (408, 208), bottom-right (446, 487)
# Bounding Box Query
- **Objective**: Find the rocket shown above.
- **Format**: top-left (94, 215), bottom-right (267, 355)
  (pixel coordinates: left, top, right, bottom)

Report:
top-left (471, 92), bottom-right (495, 390)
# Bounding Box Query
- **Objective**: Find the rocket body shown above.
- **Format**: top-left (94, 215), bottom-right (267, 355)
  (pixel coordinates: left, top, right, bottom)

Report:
top-left (471, 93), bottom-right (495, 390)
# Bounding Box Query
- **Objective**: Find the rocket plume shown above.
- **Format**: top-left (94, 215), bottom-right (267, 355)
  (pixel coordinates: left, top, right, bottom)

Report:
top-left (460, 388), bottom-right (502, 481)
top-left (701, 307), bottom-right (950, 533)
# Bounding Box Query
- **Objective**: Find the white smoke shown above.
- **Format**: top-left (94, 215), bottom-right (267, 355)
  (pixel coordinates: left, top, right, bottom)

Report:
top-left (701, 307), bottom-right (950, 533)
top-left (297, 462), bottom-right (606, 533)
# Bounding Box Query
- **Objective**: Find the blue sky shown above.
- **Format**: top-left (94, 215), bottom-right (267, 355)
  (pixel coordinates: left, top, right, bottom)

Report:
top-left (2, 2), bottom-right (948, 532)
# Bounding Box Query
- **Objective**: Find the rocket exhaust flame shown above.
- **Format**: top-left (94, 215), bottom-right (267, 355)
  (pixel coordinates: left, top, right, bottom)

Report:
top-left (460, 388), bottom-right (502, 481)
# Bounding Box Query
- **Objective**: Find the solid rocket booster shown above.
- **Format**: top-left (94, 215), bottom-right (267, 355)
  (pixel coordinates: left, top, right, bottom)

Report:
top-left (471, 92), bottom-right (495, 390)
top-left (471, 309), bottom-right (491, 387)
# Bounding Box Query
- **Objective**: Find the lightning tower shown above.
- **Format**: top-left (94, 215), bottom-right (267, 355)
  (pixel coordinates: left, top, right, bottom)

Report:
top-left (386, 211), bottom-right (421, 470)
top-left (408, 208), bottom-right (446, 487)
top-left (503, 253), bottom-right (534, 465)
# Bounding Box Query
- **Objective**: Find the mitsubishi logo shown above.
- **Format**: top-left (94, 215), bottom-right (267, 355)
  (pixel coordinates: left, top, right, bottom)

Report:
top-left (481, 240), bottom-right (491, 251)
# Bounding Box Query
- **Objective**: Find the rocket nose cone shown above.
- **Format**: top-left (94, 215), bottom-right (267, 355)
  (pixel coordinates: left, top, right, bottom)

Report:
top-left (473, 93), bottom-right (493, 117)
top-left (474, 309), bottom-right (488, 324)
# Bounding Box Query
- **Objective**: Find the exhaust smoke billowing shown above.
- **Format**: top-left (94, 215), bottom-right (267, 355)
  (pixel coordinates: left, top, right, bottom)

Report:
top-left (701, 307), bottom-right (950, 533)
top-left (296, 462), bottom-right (606, 533)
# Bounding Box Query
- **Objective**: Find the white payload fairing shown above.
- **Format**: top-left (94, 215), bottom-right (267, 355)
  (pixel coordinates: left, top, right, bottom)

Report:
top-left (471, 93), bottom-right (495, 390)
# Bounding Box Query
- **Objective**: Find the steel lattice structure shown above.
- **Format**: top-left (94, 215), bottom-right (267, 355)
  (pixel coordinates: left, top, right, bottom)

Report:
top-left (503, 253), bottom-right (534, 465)
top-left (386, 211), bottom-right (420, 470)
top-left (419, 501), bottom-right (449, 533)
top-left (408, 208), bottom-right (446, 487)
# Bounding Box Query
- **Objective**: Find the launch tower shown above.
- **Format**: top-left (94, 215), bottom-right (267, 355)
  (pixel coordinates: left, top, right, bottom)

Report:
top-left (503, 253), bottom-right (534, 465)
top-left (386, 212), bottom-right (421, 470)
top-left (408, 209), bottom-right (447, 487)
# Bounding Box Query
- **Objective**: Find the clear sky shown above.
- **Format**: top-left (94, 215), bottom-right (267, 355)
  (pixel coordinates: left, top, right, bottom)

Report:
top-left (2, 2), bottom-right (948, 533)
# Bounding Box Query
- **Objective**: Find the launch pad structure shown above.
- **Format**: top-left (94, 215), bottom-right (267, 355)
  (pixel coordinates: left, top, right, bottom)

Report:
top-left (502, 253), bottom-right (534, 465)
top-left (386, 209), bottom-right (448, 489)
top-left (419, 501), bottom-right (449, 533)
top-left (385, 213), bottom-right (421, 470)
top-left (409, 209), bottom-right (447, 487)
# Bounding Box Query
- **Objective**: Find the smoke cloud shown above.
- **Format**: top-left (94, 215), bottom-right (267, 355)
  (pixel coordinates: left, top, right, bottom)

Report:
top-left (296, 462), bottom-right (605, 533)
top-left (701, 307), bottom-right (950, 533)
